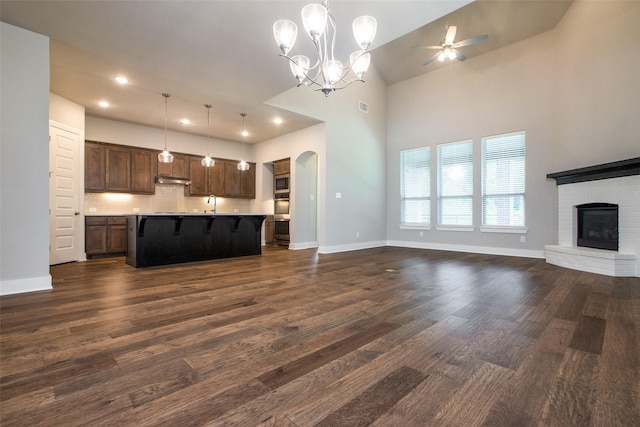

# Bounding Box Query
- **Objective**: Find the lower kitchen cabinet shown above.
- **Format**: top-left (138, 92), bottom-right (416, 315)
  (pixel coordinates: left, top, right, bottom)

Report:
top-left (85, 216), bottom-right (127, 257)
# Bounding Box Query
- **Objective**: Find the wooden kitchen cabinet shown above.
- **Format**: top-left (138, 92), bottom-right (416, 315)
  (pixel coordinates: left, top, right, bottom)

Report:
top-left (264, 215), bottom-right (274, 244)
top-left (208, 160), bottom-right (225, 197)
top-left (224, 161), bottom-right (242, 197)
top-left (274, 158), bottom-right (290, 175)
top-left (85, 141), bottom-right (106, 192)
top-left (186, 156), bottom-right (230, 197)
top-left (131, 148), bottom-right (156, 194)
top-left (157, 153), bottom-right (189, 178)
top-left (105, 145), bottom-right (131, 192)
top-left (186, 156), bottom-right (208, 196)
top-left (240, 164), bottom-right (256, 198)
top-left (85, 216), bottom-right (127, 257)
top-left (223, 160), bottom-right (256, 198)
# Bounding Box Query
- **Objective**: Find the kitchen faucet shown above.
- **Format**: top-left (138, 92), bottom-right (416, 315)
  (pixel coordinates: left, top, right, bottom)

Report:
top-left (207, 194), bottom-right (217, 213)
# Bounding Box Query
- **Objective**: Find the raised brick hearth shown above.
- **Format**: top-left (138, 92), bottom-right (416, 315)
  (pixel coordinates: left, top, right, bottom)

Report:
top-left (546, 159), bottom-right (640, 277)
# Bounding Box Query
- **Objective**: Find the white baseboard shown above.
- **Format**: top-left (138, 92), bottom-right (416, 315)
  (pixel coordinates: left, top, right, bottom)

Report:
top-left (386, 240), bottom-right (545, 259)
top-left (289, 241), bottom-right (319, 250)
top-left (0, 274), bottom-right (52, 296)
top-left (318, 240), bottom-right (386, 254)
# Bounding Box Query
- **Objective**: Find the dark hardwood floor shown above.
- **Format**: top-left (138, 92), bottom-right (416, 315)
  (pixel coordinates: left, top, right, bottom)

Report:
top-left (1, 246), bottom-right (639, 426)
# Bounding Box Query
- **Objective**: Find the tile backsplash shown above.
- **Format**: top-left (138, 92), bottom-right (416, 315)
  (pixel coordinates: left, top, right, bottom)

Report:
top-left (84, 184), bottom-right (253, 214)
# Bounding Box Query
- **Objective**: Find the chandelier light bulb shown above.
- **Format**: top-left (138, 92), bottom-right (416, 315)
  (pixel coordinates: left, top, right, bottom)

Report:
top-left (273, 20), bottom-right (298, 55)
top-left (353, 15), bottom-right (377, 50)
top-left (350, 50), bottom-right (370, 79)
top-left (301, 3), bottom-right (328, 41)
top-left (323, 59), bottom-right (342, 85)
top-left (290, 55), bottom-right (310, 84)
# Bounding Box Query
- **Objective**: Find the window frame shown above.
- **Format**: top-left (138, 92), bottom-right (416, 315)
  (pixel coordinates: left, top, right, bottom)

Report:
top-left (400, 147), bottom-right (431, 229)
top-left (480, 131), bottom-right (527, 233)
top-left (437, 139), bottom-right (474, 229)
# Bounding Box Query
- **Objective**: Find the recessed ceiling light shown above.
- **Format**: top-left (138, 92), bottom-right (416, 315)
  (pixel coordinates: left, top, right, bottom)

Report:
top-left (115, 76), bottom-right (128, 84)
top-left (274, 117), bottom-right (283, 125)
top-left (99, 101), bottom-right (110, 108)
top-left (180, 119), bottom-right (190, 125)
top-left (241, 130), bottom-right (249, 137)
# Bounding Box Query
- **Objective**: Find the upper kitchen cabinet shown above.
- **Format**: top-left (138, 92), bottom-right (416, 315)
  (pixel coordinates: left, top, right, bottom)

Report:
top-left (240, 165), bottom-right (256, 198)
top-left (85, 141), bottom-right (106, 192)
top-left (85, 141), bottom-right (131, 192)
top-left (157, 153), bottom-right (189, 179)
top-left (105, 145), bottom-right (131, 192)
top-left (274, 158), bottom-right (290, 175)
top-left (131, 148), bottom-right (156, 194)
top-left (223, 160), bottom-right (256, 198)
top-left (208, 160), bottom-right (225, 198)
top-left (186, 155), bottom-right (210, 196)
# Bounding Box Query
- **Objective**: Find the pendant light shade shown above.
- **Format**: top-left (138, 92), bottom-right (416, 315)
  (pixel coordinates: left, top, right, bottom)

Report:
top-left (237, 113), bottom-right (250, 171)
top-left (157, 92), bottom-right (174, 163)
top-left (201, 104), bottom-right (215, 167)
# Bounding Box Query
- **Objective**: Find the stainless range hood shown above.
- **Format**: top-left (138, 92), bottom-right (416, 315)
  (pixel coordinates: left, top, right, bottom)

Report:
top-left (155, 176), bottom-right (191, 185)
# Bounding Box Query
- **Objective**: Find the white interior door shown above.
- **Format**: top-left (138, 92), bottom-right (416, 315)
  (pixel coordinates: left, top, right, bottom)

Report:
top-left (49, 124), bottom-right (81, 265)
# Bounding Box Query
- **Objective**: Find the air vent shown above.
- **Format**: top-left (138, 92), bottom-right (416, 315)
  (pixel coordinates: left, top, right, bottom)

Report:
top-left (358, 101), bottom-right (369, 113)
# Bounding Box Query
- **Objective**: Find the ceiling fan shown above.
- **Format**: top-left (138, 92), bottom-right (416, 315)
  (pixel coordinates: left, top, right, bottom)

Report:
top-left (413, 25), bottom-right (488, 66)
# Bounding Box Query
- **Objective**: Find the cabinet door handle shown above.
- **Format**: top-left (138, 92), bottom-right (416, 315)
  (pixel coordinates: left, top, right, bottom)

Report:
top-left (74, 212), bottom-right (80, 216)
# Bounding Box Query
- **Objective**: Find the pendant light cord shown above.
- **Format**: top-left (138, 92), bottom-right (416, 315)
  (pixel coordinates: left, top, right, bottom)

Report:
top-left (162, 93), bottom-right (170, 151)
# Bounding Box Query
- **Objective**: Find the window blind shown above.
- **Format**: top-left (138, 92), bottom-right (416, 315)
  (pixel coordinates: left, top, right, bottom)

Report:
top-left (400, 147), bottom-right (430, 225)
top-left (438, 140), bottom-right (473, 226)
top-left (482, 131), bottom-right (526, 227)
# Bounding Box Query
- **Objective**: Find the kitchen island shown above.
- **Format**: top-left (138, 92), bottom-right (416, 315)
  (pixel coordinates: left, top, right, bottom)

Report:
top-left (126, 213), bottom-right (266, 268)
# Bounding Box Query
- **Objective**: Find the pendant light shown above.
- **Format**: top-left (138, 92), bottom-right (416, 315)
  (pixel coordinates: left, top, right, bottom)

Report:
top-left (157, 92), bottom-right (174, 163)
top-left (237, 113), bottom-right (250, 171)
top-left (201, 104), bottom-right (215, 167)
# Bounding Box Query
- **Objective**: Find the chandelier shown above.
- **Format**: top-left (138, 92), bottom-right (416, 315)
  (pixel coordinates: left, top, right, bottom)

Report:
top-left (273, 0), bottom-right (377, 96)
top-left (157, 93), bottom-right (174, 163)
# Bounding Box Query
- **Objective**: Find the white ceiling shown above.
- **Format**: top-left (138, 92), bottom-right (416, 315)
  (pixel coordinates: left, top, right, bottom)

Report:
top-left (1, 0), bottom-right (572, 144)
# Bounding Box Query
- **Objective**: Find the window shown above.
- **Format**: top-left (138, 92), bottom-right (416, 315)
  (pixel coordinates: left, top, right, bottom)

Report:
top-left (482, 131), bottom-right (525, 227)
top-left (438, 140), bottom-right (473, 226)
top-left (400, 147), bottom-right (430, 225)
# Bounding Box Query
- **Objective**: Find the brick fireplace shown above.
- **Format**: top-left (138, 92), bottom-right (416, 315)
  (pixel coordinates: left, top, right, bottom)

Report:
top-left (545, 158), bottom-right (640, 277)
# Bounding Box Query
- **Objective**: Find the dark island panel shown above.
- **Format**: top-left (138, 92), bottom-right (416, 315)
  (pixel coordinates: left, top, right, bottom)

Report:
top-left (126, 214), bottom-right (266, 268)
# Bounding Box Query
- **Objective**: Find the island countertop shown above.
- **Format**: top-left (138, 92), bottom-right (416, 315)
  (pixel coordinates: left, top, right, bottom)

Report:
top-left (125, 214), bottom-right (267, 268)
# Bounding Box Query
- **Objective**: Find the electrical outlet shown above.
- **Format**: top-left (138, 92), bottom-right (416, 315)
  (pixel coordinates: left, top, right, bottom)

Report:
top-left (520, 236), bottom-right (526, 243)
top-left (89, 207), bottom-right (97, 212)
top-left (336, 193), bottom-right (342, 199)
top-left (133, 207), bottom-right (140, 213)
top-left (193, 209), bottom-right (198, 213)
top-left (356, 231), bottom-right (360, 238)
top-left (419, 231), bottom-right (424, 237)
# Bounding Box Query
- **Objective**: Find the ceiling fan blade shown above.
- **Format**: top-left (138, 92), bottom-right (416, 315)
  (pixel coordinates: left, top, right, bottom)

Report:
top-left (453, 49), bottom-right (467, 61)
top-left (422, 52), bottom-right (441, 66)
top-left (445, 26), bottom-right (457, 44)
top-left (454, 34), bottom-right (489, 48)
top-left (412, 45), bottom-right (443, 50)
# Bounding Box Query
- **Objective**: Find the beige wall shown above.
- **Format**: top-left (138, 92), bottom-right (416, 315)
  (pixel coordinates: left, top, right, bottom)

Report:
top-left (385, 1), bottom-right (640, 256)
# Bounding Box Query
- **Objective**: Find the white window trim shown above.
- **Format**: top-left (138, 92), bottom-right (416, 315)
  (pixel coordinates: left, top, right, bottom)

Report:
top-left (436, 225), bottom-right (475, 232)
top-left (480, 226), bottom-right (528, 234)
top-left (400, 224), bottom-right (432, 230)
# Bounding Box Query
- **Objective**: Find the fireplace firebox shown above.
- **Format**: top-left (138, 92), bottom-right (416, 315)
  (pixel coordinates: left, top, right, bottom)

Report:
top-left (576, 203), bottom-right (618, 251)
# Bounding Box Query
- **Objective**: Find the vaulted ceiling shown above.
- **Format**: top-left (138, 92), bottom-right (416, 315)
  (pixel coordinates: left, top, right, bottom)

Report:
top-left (1, 1), bottom-right (572, 143)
